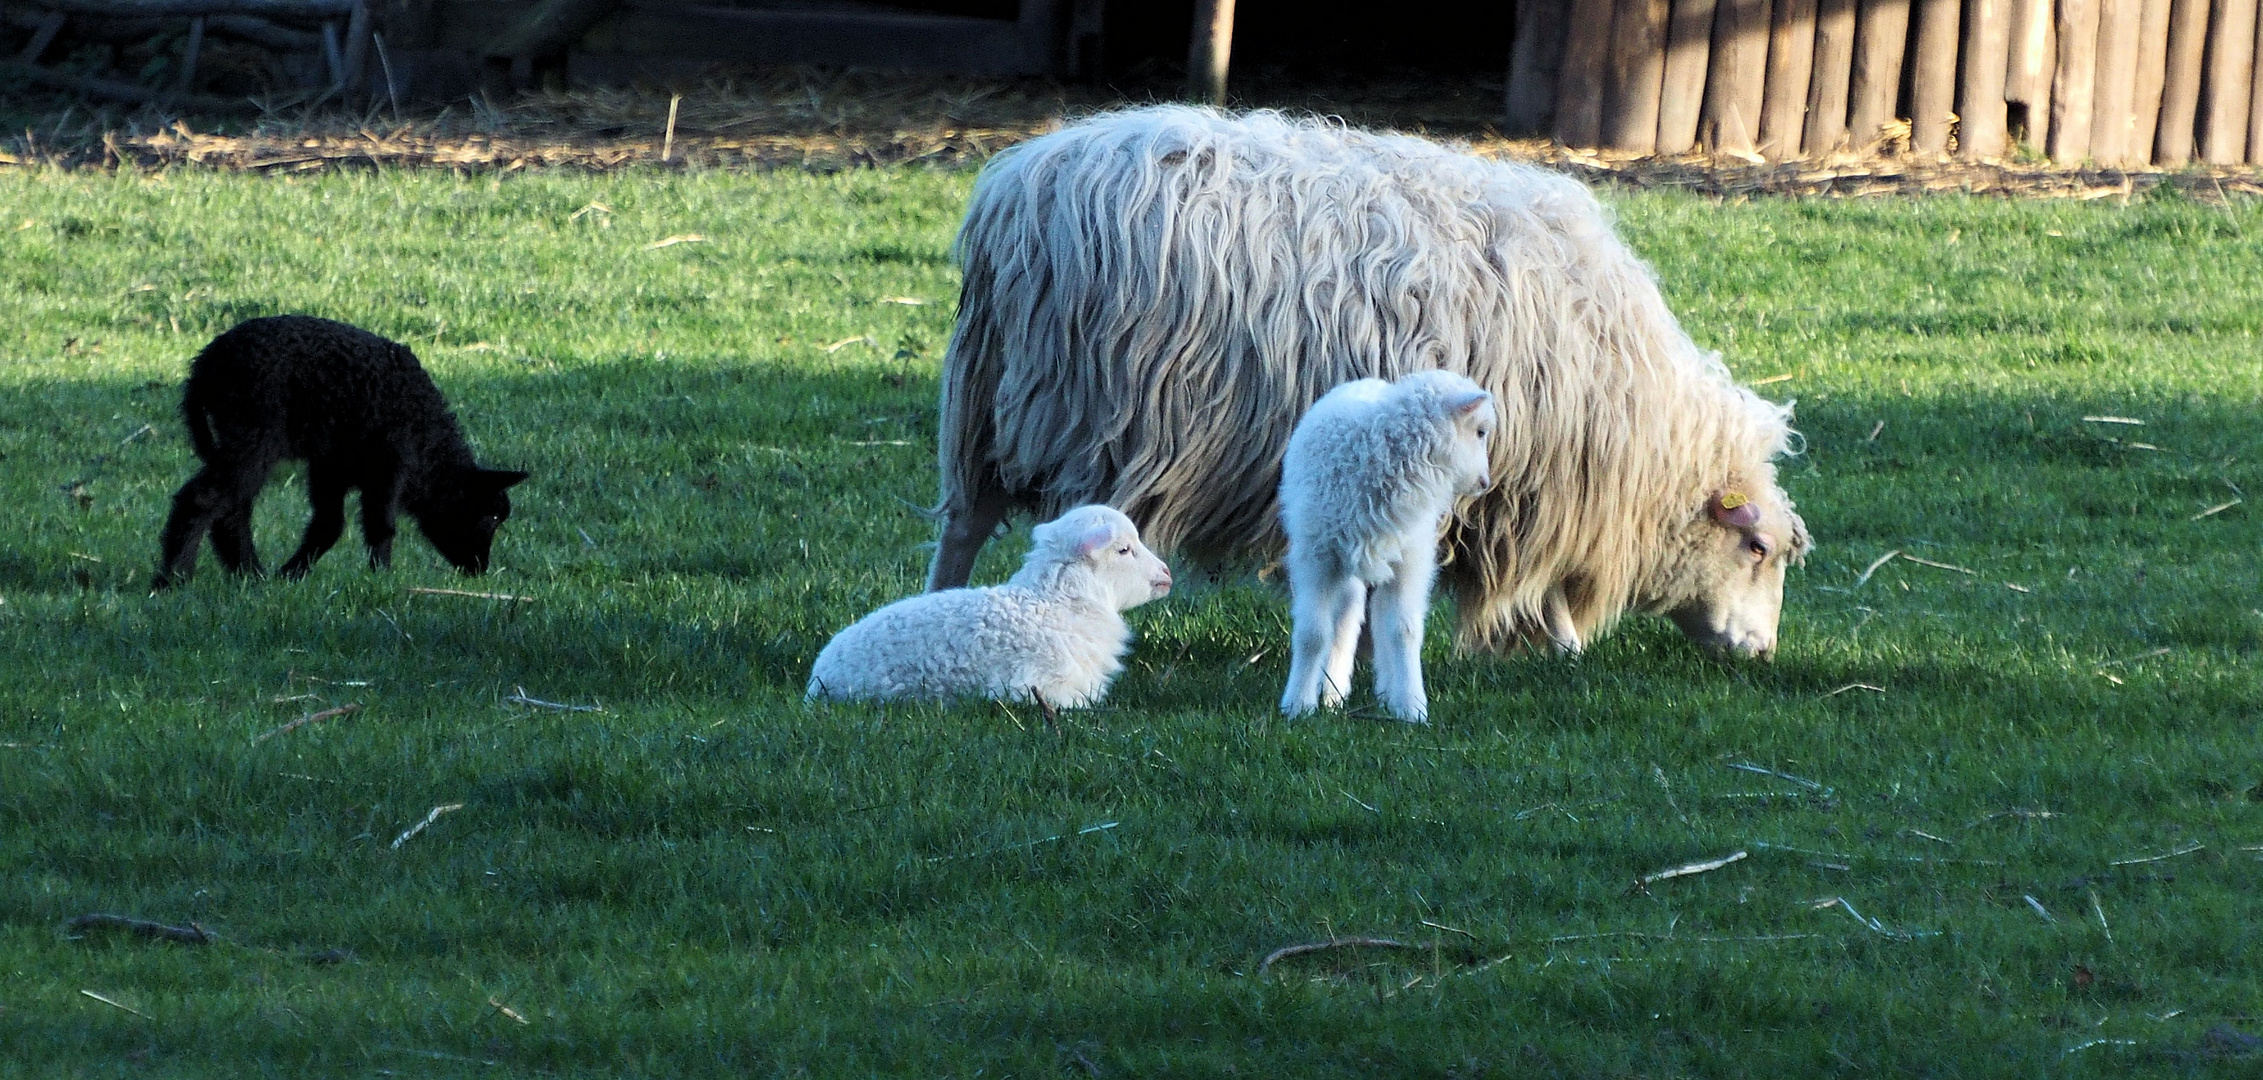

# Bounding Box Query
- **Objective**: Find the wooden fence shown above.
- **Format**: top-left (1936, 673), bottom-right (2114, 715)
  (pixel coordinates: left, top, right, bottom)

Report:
top-left (1506, 0), bottom-right (2263, 165)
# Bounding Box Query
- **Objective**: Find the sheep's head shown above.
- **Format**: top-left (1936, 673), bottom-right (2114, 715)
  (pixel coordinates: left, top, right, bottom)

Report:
top-left (414, 466), bottom-right (530, 575)
top-left (1032, 505), bottom-right (1172, 611)
top-left (1662, 487), bottom-right (1809, 660)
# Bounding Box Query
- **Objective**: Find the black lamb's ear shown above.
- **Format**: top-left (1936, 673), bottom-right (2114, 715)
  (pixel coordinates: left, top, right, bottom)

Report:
top-left (481, 468), bottom-right (531, 490)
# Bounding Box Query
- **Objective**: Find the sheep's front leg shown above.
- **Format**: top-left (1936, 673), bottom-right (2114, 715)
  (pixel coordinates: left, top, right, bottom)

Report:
top-left (279, 466), bottom-right (350, 579)
top-left (360, 470), bottom-right (404, 570)
top-left (926, 480), bottom-right (1013, 591)
top-left (1281, 555), bottom-right (1366, 717)
top-left (1369, 533), bottom-right (1440, 723)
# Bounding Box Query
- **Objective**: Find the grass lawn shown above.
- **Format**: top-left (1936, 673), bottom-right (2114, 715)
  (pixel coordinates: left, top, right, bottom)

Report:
top-left (0, 163), bottom-right (2258, 1078)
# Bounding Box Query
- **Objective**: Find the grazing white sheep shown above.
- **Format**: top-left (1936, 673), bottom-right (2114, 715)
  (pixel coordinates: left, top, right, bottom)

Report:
top-left (1279, 371), bottom-right (1495, 723)
top-left (807, 505), bottom-right (1172, 708)
top-left (929, 105), bottom-right (1809, 661)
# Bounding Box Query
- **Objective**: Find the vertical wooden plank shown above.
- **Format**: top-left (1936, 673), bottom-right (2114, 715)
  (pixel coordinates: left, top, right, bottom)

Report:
top-left (1759, 0), bottom-right (1819, 157)
top-left (2090, 0), bottom-right (2144, 164)
top-left (2250, 2), bottom-right (2263, 161)
top-left (1848, 0), bottom-right (1912, 147)
top-left (1507, 0), bottom-right (1573, 136)
top-left (1909, 0), bottom-right (1961, 154)
top-left (2006, 0), bottom-right (2056, 148)
top-left (1188, 0), bottom-right (1237, 106)
top-left (2154, 0), bottom-right (2210, 164)
top-left (1701, 0), bottom-right (1772, 152)
top-left (1960, 0), bottom-right (2012, 158)
top-left (1604, 0), bottom-right (1673, 152)
top-left (2201, 0), bottom-right (2259, 162)
top-left (2129, 0), bottom-right (2175, 162)
top-left (2049, 0), bottom-right (2099, 162)
top-left (1557, 0), bottom-right (1617, 147)
top-left (179, 15), bottom-right (206, 90)
top-left (1656, 0), bottom-right (1720, 153)
top-left (1804, 0), bottom-right (1859, 153)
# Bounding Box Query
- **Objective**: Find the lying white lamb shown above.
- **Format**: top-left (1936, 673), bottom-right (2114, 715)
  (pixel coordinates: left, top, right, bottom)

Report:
top-left (1279, 371), bottom-right (1496, 723)
top-left (807, 504), bottom-right (1173, 707)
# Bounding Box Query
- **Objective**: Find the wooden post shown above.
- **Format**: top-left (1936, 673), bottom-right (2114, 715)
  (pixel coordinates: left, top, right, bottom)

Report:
top-left (2251, 3), bottom-right (2263, 161)
top-left (1804, 0), bottom-right (1858, 154)
top-left (2154, 0), bottom-right (2210, 163)
top-left (1655, 0), bottom-right (1719, 153)
top-left (341, 0), bottom-right (368, 91)
top-left (1507, 0), bottom-right (1572, 135)
top-left (1847, 0), bottom-right (1911, 148)
top-left (2201, 0), bottom-right (2258, 162)
top-left (1909, 0), bottom-right (1961, 154)
top-left (1557, 0), bottom-right (1616, 147)
top-left (1603, 0), bottom-right (1672, 152)
top-left (1758, 0), bottom-right (1819, 157)
top-left (2005, 0), bottom-right (2055, 147)
top-left (2130, 0), bottom-right (2173, 161)
top-left (1701, 0), bottom-right (1771, 153)
top-left (2050, 0), bottom-right (2100, 162)
top-left (1188, 0), bottom-right (1236, 106)
top-left (1960, 0), bottom-right (2012, 158)
top-left (179, 14), bottom-right (205, 89)
top-left (2090, 0), bottom-right (2144, 164)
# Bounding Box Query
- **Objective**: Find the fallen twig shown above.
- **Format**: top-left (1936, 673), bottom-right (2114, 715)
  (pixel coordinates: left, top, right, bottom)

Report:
top-left (408, 587), bottom-right (535, 602)
top-left (488, 996), bottom-right (530, 1025)
top-left (2024, 895), bottom-right (2054, 922)
top-left (2190, 498), bottom-right (2242, 520)
top-left (644, 233), bottom-right (707, 249)
top-left (2109, 842), bottom-right (2203, 867)
top-left (1825, 683), bottom-right (1887, 697)
top-left (390, 803), bottom-right (465, 849)
top-left (253, 702), bottom-right (362, 743)
top-left (2098, 647), bottom-right (2171, 668)
top-left (504, 687), bottom-right (602, 712)
top-left (79, 989), bottom-right (149, 1017)
top-left (1808, 896), bottom-right (1936, 938)
top-left (1725, 761), bottom-right (1829, 792)
top-left (1853, 549), bottom-right (1900, 587)
top-left (1638, 849), bottom-right (1747, 889)
top-left (2080, 416), bottom-right (2144, 425)
top-left (63, 914), bottom-right (214, 945)
top-left (1257, 936), bottom-right (1417, 976)
top-left (926, 820), bottom-right (1116, 862)
top-left (1899, 554), bottom-right (1977, 575)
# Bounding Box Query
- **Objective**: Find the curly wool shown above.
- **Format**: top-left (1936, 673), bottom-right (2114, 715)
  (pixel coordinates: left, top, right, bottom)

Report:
top-left (808, 506), bottom-right (1161, 707)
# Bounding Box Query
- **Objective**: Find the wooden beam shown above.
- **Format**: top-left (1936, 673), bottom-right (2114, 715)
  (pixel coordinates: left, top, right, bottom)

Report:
top-left (1847, 0), bottom-right (1910, 148)
top-left (1701, 0), bottom-right (1770, 153)
top-left (2049, 0), bottom-right (2099, 162)
top-left (1758, 0), bottom-right (1818, 157)
top-left (2005, 0), bottom-right (2055, 147)
top-left (1803, 0), bottom-right (1856, 154)
top-left (1603, 0), bottom-right (1671, 152)
top-left (2129, 0), bottom-right (2173, 161)
top-left (25, 0), bottom-right (352, 19)
top-left (1655, 0), bottom-right (1718, 153)
top-left (1556, 0), bottom-right (1615, 147)
top-left (1188, 0), bottom-right (1235, 106)
top-left (2252, 1), bottom-right (2263, 161)
top-left (1908, 0), bottom-right (1960, 154)
top-left (1960, 0), bottom-right (2012, 158)
top-left (339, 0), bottom-right (367, 88)
top-left (1506, 0), bottom-right (1571, 135)
top-left (0, 56), bottom-right (231, 109)
top-left (573, 5), bottom-right (1050, 76)
top-left (2089, 0), bottom-right (2144, 164)
top-left (2154, 0), bottom-right (2209, 163)
top-left (18, 10), bottom-right (65, 62)
top-left (2201, 0), bottom-right (2258, 162)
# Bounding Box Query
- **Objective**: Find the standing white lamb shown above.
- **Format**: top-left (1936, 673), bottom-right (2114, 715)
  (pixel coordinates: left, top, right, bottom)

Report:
top-left (1279, 371), bottom-right (1495, 723)
top-left (807, 505), bottom-right (1172, 707)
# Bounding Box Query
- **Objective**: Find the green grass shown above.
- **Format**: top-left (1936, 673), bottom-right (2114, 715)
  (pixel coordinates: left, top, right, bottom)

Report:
top-left (1, 164), bottom-right (2259, 1078)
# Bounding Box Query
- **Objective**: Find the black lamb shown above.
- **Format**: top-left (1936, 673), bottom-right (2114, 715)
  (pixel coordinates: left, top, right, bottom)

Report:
top-left (153, 315), bottom-right (529, 589)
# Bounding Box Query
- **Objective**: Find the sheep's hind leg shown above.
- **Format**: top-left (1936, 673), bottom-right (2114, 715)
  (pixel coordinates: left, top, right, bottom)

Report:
top-left (925, 479), bottom-right (1013, 591)
top-left (154, 461), bottom-right (270, 588)
top-left (279, 466), bottom-right (349, 580)
top-left (359, 470), bottom-right (404, 570)
top-left (1281, 560), bottom-right (1366, 717)
top-left (1369, 537), bottom-right (1441, 723)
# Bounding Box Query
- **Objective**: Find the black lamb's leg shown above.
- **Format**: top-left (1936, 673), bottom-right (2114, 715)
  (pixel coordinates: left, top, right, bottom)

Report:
top-left (154, 459), bottom-right (270, 588)
top-left (360, 469), bottom-right (404, 570)
top-left (207, 457), bottom-right (275, 577)
top-left (279, 465), bottom-right (349, 580)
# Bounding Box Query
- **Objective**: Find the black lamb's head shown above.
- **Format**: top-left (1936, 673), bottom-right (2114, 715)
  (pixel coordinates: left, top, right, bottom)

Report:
top-left (415, 466), bottom-right (530, 574)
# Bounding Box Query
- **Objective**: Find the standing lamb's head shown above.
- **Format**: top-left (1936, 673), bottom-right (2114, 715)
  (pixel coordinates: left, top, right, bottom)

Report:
top-left (1022, 505), bottom-right (1173, 610)
top-left (410, 466), bottom-right (530, 574)
top-left (1660, 484), bottom-right (1810, 660)
top-left (1400, 370), bottom-right (1495, 499)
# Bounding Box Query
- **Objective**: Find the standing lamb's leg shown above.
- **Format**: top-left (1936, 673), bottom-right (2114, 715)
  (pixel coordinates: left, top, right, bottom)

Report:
top-left (1282, 554), bottom-right (1367, 716)
top-left (279, 466), bottom-right (350, 579)
top-left (926, 479), bottom-right (1014, 591)
top-left (155, 459), bottom-right (272, 587)
top-left (360, 469), bottom-right (404, 570)
top-left (1369, 534), bottom-right (1441, 723)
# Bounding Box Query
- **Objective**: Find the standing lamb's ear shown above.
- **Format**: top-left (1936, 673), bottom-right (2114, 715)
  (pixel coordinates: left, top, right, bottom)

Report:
top-left (1709, 491), bottom-right (1760, 529)
top-left (1449, 390), bottom-right (1492, 416)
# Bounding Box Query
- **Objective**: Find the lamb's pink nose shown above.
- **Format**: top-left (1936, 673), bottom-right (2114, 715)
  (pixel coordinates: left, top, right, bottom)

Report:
top-left (1153, 573), bottom-right (1173, 595)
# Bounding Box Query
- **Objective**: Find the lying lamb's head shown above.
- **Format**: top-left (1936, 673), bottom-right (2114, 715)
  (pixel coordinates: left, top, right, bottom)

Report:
top-left (1029, 505), bottom-right (1172, 610)
top-left (412, 466), bottom-right (531, 574)
top-left (1663, 486), bottom-right (1810, 660)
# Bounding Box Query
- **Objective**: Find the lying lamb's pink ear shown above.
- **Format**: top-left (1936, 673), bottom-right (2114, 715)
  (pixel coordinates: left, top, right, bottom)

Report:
top-left (1710, 491), bottom-right (1760, 529)
top-left (1074, 522), bottom-right (1121, 558)
top-left (1450, 390), bottom-right (1492, 416)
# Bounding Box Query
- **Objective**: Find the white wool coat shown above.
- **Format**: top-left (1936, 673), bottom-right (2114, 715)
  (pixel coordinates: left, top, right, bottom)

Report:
top-left (807, 505), bottom-right (1169, 707)
top-left (1280, 371), bottom-right (1492, 585)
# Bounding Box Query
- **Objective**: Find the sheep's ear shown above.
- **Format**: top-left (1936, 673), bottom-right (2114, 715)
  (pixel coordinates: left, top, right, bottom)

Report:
top-left (480, 468), bottom-right (531, 490)
top-left (1450, 390), bottom-right (1491, 416)
top-left (1073, 523), bottom-right (1121, 559)
top-left (1709, 490), bottom-right (1760, 529)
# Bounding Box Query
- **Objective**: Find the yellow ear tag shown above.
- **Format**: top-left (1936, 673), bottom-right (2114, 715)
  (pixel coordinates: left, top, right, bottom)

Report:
top-left (1718, 491), bottom-right (1749, 510)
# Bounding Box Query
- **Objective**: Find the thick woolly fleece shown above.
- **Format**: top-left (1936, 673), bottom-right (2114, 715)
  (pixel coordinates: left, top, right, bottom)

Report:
top-left (807, 505), bottom-right (1171, 707)
top-left (153, 316), bottom-right (528, 588)
top-left (1279, 372), bottom-right (1494, 723)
